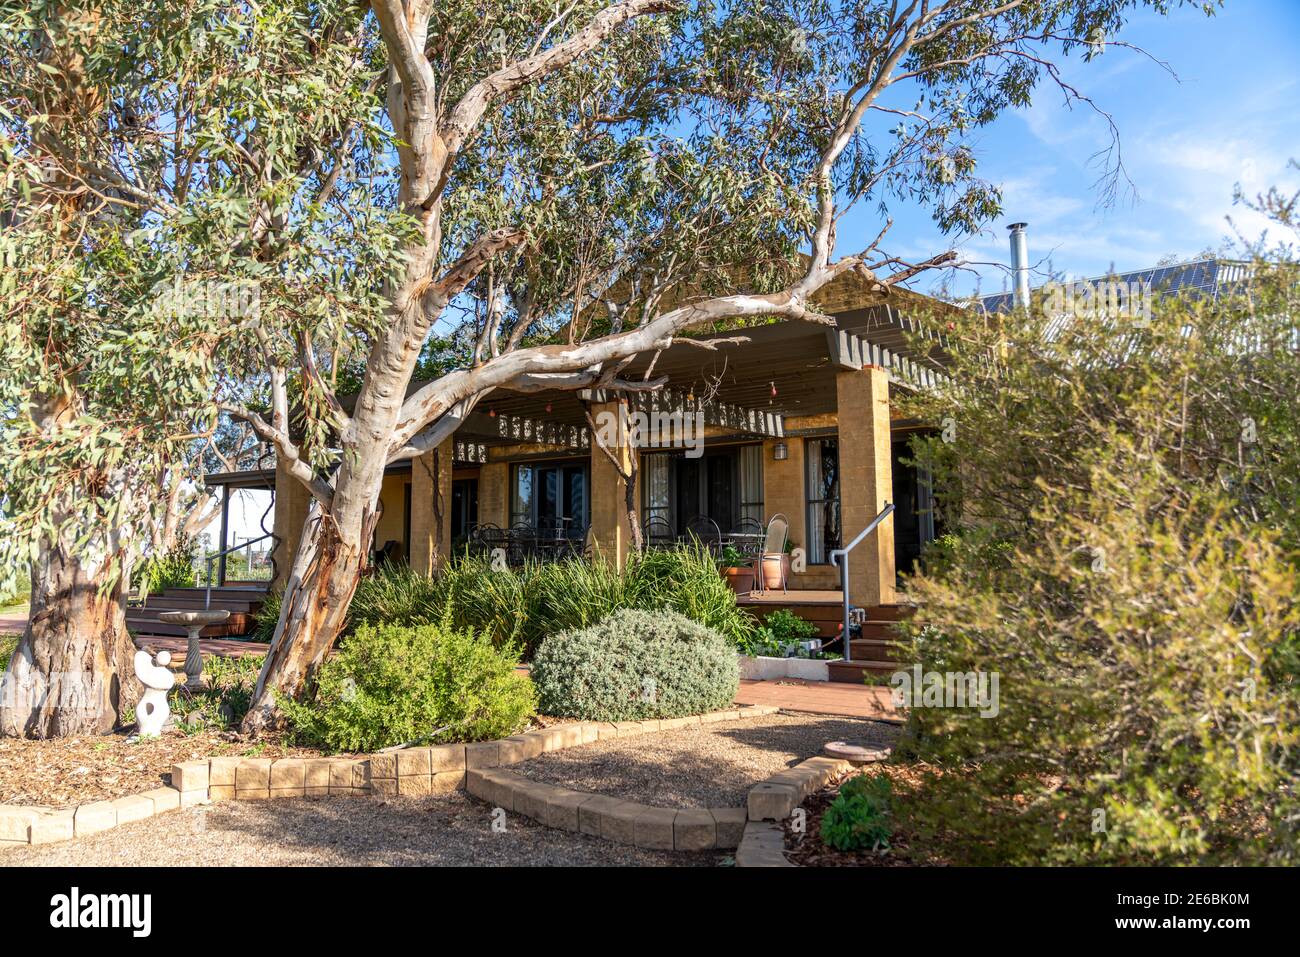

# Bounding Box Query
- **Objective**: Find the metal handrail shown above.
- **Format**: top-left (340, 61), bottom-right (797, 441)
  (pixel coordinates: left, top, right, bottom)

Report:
top-left (829, 502), bottom-right (895, 664)
top-left (203, 531), bottom-right (275, 609)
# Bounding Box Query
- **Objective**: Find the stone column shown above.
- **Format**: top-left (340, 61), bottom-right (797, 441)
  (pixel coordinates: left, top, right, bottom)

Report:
top-left (835, 366), bottom-right (896, 607)
top-left (588, 400), bottom-right (637, 570)
top-left (409, 438), bottom-right (455, 576)
top-left (272, 458), bottom-right (311, 590)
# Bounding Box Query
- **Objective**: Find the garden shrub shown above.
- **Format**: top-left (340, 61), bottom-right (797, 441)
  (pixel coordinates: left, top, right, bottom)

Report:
top-left (279, 618), bottom-right (535, 753)
top-left (820, 772), bottom-right (893, 852)
top-left (170, 654), bottom-right (263, 733)
top-left (741, 607), bottom-right (820, 657)
top-left (531, 607), bottom-right (739, 720)
top-left (895, 252), bottom-right (1300, 865)
top-left (135, 538), bottom-right (198, 593)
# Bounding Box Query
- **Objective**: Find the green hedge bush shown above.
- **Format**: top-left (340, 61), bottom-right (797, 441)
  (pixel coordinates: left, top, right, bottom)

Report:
top-left (279, 618), bottom-right (536, 753)
top-left (531, 608), bottom-right (739, 720)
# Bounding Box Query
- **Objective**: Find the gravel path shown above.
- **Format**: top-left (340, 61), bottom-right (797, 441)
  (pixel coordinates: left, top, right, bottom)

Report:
top-left (1, 792), bottom-right (718, 867)
top-left (516, 712), bottom-right (898, 807)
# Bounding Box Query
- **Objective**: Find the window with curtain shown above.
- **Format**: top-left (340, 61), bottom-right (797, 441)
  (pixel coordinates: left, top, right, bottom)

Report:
top-left (642, 452), bottom-right (671, 524)
top-left (805, 438), bottom-right (840, 563)
top-left (738, 444), bottom-right (764, 525)
top-left (511, 464), bottom-right (534, 526)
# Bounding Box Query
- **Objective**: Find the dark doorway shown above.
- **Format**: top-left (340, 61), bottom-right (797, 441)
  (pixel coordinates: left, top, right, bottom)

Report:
top-left (892, 436), bottom-right (941, 577)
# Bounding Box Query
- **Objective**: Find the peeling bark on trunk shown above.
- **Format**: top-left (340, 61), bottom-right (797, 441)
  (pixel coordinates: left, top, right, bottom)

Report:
top-left (241, 501), bottom-right (377, 733)
top-left (0, 538), bottom-right (139, 738)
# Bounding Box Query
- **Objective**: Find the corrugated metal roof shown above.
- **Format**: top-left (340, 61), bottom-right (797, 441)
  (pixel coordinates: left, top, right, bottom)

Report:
top-left (979, 258), bottom-right (1252, 314)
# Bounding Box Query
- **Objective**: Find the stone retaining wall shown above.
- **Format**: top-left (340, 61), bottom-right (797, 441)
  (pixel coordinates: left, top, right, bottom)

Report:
top-left (0, 706), bottom-right (778, 850)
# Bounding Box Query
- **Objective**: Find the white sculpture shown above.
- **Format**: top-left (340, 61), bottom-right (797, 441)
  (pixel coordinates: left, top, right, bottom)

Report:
top-left (134, 650), bottom-right (175, 737)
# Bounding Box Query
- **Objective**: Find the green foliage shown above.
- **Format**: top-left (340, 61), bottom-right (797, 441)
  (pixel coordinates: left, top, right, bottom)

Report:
top-left (532, 608), bottom-right (739, 721)
top-left (0, 636), bottom-right (15, 667)
top-left (820, 772), bottom-right (894, 852)
top-left (741, 608), bottom-right (820, 657)
top-left (896, 254), bottom-right (1300, 865)
top-left (345, 545), bottom-right (757, 657)
top-left (135, 539), bottom-right (198, 594)
top-left (252, 590), bottom-right (282, 643)
top-left (169, 654), bottom-right (264, 734)
top-left (279, 619), bottom-right (536, 753)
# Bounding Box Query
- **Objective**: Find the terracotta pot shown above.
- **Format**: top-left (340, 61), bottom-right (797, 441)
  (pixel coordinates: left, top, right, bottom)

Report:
top-left (722, 566), bottom-right (755, 594)
top-left (760, 553), bottom-right (790, 590)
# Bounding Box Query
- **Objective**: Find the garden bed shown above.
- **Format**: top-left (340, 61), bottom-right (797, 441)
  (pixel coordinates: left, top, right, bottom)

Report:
top-left (0, 730), bottom-right (327, 809)
top-left (782, 764), bottom-right (947, 867)
top-left (516, 712), bottom-right (898, 808)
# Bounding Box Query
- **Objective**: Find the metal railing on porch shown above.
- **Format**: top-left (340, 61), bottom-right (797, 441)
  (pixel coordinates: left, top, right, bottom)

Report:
top-left (829, 502), bottom-right (894, 663)
top-left (203, 531), bottom-right (276, 609)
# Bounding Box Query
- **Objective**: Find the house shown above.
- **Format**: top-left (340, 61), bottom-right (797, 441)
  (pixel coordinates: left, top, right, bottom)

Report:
top-left (137, 271), bottom-right (958, 671)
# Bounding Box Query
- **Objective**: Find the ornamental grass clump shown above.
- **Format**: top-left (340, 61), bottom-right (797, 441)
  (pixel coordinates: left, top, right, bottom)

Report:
top-left (280, 618), bottom-right (536, 753)
top-left (531, 608), bottom-right (739, 721)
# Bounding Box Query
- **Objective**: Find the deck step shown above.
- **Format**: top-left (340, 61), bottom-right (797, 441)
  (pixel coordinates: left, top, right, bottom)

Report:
top-left (849, 638), bottom-right (908, 660)
top-left (828, 659), bottom-right (899, 683)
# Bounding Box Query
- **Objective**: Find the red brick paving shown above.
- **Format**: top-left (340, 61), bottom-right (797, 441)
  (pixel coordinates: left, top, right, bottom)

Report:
top-left (733, 678), bottom-right (900, 721)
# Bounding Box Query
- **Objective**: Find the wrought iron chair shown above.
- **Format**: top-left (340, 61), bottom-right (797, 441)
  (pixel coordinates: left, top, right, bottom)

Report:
top-left (751, 513), bottom-right (790, 595)
top-left (643, 516), bottom-right (675, 550)
top-left (470, 523), bottom-right (504, 560)
top-left (684, 515), bottom-right (723, 557)
top-left (509, 521), bottom-right (537, 565)
top-left (727, 517), bottom-right (765, 560)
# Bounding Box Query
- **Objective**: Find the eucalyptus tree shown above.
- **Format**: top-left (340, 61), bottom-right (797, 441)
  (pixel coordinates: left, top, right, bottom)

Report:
top-left (0, 0), bottom-right (380, 736)
top-left (215, 0), bottom-right (1210, 730)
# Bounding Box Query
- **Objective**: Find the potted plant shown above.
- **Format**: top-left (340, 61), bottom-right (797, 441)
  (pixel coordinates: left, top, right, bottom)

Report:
top-left (718, 544), bottom-right (755, 594)
top-left (759, 538), bottom-right (794, 590)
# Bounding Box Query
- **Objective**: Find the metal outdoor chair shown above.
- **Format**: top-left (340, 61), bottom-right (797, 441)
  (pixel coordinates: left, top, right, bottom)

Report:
top-left (509, 522), bottom-right (537, 564)
top-left (472, 523), bottom-right (506, 561)
top-left (751, 513), bottom-right (790, 595)
top-left (643, 516), bottom-right (675, 550)
top-left (684, 515), bottom-right (723, 557)
top-left (727, 518), bottom-right (765, 561)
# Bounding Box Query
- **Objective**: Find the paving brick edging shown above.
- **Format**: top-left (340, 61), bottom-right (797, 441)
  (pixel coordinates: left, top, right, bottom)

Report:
top-left (735, 754), bottom-right (857, 867)
top-left (0, 705), bottom-right (779, 850)
top-left (466, 767), bottom-right (747, 851)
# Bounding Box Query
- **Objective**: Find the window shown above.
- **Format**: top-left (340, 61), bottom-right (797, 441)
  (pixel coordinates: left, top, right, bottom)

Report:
top-left (738, 444), bottom-right (764, 526)
top-left (643, 453), bottom-right (671, 524)
top-left (511, 462), bottom-right (589, 535)
top-left (511, 464), bottom-right (535, 526)
top-left (640, 445), bottom-right (763, 534)
top-left (805, 438), bottom-right (840, 563)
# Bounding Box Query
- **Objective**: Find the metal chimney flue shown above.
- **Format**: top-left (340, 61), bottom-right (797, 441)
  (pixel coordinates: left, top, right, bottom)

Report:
top-left (1008, 222), bottom-right (1030, 309)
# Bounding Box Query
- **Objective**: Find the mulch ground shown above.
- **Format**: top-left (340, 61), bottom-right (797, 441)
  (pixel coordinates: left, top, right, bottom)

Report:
top-left (0, 711), bottom-right (591, 810)
top-left (0, 730), bottom-right (329, 808)
top-left (783, 764), bottom-right (949, 867)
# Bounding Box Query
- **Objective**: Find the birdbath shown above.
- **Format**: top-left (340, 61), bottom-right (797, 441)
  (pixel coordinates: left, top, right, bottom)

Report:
top-left (824, 741), bottom-right (892, 767)
top-left (157, 610), bottom-right (230, 691)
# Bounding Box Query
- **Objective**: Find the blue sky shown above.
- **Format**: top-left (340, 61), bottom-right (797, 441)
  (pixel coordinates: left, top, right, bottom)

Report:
top-left (844, 0), bottom-right (1300, 299)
